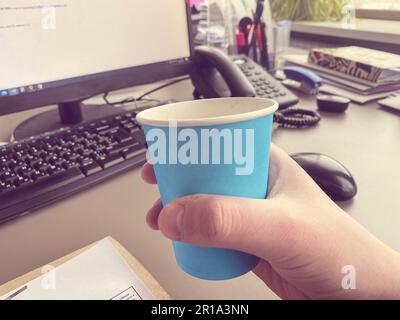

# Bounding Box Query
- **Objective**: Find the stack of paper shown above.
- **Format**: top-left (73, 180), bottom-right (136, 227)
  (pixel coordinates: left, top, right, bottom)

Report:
top-left (309, 46), bottom-right (400, 84)
top-left (284, 53), bottom-right (400, 104)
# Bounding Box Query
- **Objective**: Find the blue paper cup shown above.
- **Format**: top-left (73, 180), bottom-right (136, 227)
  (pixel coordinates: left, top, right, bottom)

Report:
top-left (137, 98), bottom-right (278, 280)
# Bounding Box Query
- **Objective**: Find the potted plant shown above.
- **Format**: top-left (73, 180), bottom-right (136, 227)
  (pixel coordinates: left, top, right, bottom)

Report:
top-left (270, 0), bottom-right (344, 21)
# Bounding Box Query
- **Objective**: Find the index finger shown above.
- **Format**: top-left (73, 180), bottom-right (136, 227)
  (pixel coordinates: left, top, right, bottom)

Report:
top-left (141, 161), bottom-right (157, 184)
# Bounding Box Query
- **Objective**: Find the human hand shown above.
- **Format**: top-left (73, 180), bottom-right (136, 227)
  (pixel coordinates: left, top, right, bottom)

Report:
top-left (141, 144), bottom-right (400, 299)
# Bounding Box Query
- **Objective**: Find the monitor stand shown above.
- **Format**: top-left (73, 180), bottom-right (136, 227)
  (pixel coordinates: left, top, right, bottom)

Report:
top-left (13, 102), bottom-right (122, 141)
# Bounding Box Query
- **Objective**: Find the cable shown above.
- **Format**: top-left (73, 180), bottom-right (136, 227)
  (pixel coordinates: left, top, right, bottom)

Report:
top-left (274, 108), bottom-right (321, 128)
top-left (103, 92), bottom-right (160, 106)
top-left (102, 76), bottom-right (190, 106)
top-left (108, 96), bottom-right (160, 106)
top-left (136, 76), bottom-right (191, 100)
top-left (103, 92), bottom-right (111, 105)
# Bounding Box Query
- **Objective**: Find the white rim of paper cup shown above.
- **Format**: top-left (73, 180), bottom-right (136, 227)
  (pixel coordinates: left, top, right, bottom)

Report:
top-left (136, 97), bottom-right (279, 127)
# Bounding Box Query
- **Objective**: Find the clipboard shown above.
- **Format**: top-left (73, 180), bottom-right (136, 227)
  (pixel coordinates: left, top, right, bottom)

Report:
top-left (0, 237), bottom-right (170, 300)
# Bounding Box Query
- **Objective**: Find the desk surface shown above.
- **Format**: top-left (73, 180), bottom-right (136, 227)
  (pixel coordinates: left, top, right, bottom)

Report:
top-left (0, 80), bottom-right (399, 299)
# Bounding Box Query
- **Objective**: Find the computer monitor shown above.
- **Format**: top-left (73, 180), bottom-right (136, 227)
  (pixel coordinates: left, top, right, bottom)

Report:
top-left (0, 0), bottom-right (193, 139)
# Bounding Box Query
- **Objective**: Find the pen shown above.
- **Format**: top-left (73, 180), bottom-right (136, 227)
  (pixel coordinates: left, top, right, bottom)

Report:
top-left (260, 22), bottom-right (270, 70)
top-left (4, 285), bottom-right (28, 300)
top-left (244, 0), bottom-right (265, 61)
top-left (252, 29), bottom-right (258, 62)
top-left (257, 25), bottom-right (263, 50)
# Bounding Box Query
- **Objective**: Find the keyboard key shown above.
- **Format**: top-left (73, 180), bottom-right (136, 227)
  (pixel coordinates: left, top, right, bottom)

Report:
top-left (16, 165), bottom-right (33, 176)
top-left (3, 181), bottom-right (15, 192)
top-left (1, 171), bottom-right (15, 181)
top-left (30, 170), bottom-right (47, 182)
top-left (108, 138), bottom-right (139, 152)
top-left (123, 123), bottom-right (135, 131)
top-left (113, 129), bottom-right (133, 143)
top-left (121, 147), bottom-right (146, 160)
top-left (97, 154), bottom-right (125, 169)
top-left (125, 126), bottom-right (141, 135)
top-left (13, 176), bottom-right (25, 187)
top-left (98, 126), bottom-right (119, 135)
top-left (80, 162), bottom-right (102, 176)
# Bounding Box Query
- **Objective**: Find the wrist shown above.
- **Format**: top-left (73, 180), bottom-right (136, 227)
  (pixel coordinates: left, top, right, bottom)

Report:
top-left (376, 248), bottom-right (400, 299)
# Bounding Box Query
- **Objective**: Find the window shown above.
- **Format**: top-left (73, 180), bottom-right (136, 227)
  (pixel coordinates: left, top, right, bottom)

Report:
top-left (355, 0), bottom-right (400, 20)
top-left (355, 0), bottom-right (400, 10)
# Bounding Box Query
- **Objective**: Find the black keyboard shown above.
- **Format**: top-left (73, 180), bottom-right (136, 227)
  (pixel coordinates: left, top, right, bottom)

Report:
top-left (0, 110), bottom-right (148, 223)
top-left (232, 55), bottom-right (299, 109)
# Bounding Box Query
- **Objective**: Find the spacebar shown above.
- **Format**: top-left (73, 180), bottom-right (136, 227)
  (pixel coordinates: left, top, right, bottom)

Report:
top-left (0, 168), bottom-right (85, 210)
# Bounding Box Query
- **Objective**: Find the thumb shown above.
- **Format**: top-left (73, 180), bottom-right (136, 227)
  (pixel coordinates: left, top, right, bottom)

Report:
top-left (158, 194), bottom-right (295, 261)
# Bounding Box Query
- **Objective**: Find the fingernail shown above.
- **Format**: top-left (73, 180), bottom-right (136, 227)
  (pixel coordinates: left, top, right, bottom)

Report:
top-left (146, 199), bottom-right (162, 230)
top-left (161, 203), bottom-right (184, 240)
top-left (152, 198), bottom-right (162, 209)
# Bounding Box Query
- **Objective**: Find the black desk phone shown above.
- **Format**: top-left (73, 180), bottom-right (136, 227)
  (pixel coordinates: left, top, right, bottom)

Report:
top-left (191, 46), bottom-right (299, 109)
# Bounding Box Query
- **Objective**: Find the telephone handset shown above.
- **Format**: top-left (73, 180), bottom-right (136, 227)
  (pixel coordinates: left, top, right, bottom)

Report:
top-left (191, 46), bottom-right (299, 109)
top-left (191, 46), bottom-right (256, 99)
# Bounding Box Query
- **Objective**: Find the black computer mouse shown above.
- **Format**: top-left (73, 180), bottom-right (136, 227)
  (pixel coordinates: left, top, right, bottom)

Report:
top-left (291, 153), bottom-right (357, 202)
top-left (317, 94), bottom-right (350, 113)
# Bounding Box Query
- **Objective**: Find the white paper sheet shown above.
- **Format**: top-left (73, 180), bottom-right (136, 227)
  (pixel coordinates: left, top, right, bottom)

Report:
top-left (1, 239), bottom-right (155, 300)
top-left (319, 84), bottom-right (394, 104)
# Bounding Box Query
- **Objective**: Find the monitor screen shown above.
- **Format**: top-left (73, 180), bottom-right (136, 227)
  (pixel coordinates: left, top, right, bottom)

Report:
top-left (0, 0), bottom-right (192, 113)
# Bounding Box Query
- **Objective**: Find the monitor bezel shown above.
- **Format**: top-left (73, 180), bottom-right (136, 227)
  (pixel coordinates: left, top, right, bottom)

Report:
top-left (0, 2), bottom-right (195, 116)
